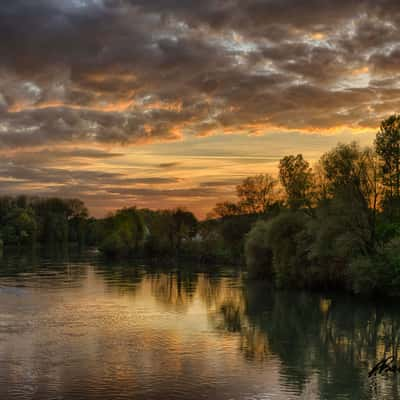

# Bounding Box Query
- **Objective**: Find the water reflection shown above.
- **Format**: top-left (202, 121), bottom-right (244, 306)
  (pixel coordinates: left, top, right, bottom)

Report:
top-left (218, 282), bottom-right (400, 399)
top-left (0, 252), bottom-right (398, 399)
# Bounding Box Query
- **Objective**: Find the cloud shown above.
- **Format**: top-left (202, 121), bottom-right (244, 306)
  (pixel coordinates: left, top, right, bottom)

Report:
top-left (0, 0), bottom-right (398, 150)
top-left (0, 0), bottom-right (397, 215)
top-left (199, 179), bottom-right (242, 188)
top-left (158, 162), bottom-right (181, 168)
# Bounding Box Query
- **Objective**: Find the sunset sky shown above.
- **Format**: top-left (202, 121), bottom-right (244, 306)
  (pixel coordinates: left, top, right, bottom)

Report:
top-left (1, 0), bottom-right (399, 217)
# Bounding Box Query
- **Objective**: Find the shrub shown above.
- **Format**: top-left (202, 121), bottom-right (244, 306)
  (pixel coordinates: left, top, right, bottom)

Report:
top-left (245, 220), bottom-right (273, 279)
top-left (245, 212), bottom-right (312, 286)
top-left (100, 232), bottom-right (127, 257)
top-left (264, 212), bottom-right (310, 287)
top-left (350, 238), bottom-right (400, 296)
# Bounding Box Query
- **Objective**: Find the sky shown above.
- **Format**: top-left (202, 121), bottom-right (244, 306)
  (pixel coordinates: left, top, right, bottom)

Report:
top-left (0, 0), bottom-right (399, 218)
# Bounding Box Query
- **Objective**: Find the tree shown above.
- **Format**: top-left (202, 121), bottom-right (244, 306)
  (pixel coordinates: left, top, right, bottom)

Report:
top-left (320, 142), bottom-right (377, 206)
top-left (2, 207), bottom-right (37, 246)
top-left (66, 199), bottom-right (89, 248)
top-left (279, 154), bottom-right (314, 210)
top-left (219, 214), bottom-right (259, 260)
top-left (171, 208), bottom-right (198, 251)
top-left (236, 174), bottom-right (277, 214)
top-left (139, 208), bottom-right (198, 256)
top-left (210, 201), bottom-right (241, 218)
top-left (245, 220), bottom-right (274, 278)
top-left (319, 142), bottom-right (379, 252)
top-left (375, 114), bottom-right (400, 216)
top-left (245, 212), bottom-right (311, 286)
top-left (100, 207), bottom-right (145, 257)
top-left (66, 199), bottom-right (88, 219)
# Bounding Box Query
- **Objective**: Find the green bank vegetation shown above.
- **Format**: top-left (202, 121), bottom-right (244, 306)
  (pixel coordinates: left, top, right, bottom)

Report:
top-left (0, 197), bottom-right (89, 248)
top-left (2, 115), bottom-right (400, 296)
top-left (243, 115), bottom-right (400, 296)
top-left (0, 199), bottom-right (200, 258)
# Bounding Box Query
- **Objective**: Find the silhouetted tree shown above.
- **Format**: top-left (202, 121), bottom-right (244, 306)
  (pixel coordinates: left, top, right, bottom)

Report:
top-left (236, 174), bottom-right (277, 214)
top-left (279, 154), bottom-right (314, 210)
top-left (210, 201), bottom-right (241, 218)
top-left (375, 114), bottom-right (400, 218)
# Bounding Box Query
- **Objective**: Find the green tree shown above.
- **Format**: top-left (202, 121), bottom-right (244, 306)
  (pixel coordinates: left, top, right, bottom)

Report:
top-left (245, 220), bottom-right (274, 278)
top-left (2, 207), bottom-right (37, 246)
top-left (375, 114), bottom-right (400, 217)
top-left (140, 208), bottom-right (197, 256)
top-left (279, 154), bottom-right (314, 210)
top-left (320, 142), bottom-right (379, 251)
top-left (245, 212), bottom-right (312, 286)
top-left (100, 207), bottom-right (145, 257)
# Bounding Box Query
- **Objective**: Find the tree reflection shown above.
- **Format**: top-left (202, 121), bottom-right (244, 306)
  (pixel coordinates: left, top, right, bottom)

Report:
top-left (215, 280), bottom-right (400, 399)
top-left (5, 251), bottom-right (397, 400)
top-left (0, 248), bottom-right (89, 288)
top-left (149, 269), bottom-right (199, 310)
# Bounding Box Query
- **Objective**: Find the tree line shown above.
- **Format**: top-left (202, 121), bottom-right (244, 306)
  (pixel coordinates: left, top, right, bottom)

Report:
top-left (2, 114), bottom-right (400, 295)
top-left (241, 115), bottom-right (400, 296)
top-left (0, 196), bottom-right (89, 248)
top-left (0, 197), bottom-right (200, 259)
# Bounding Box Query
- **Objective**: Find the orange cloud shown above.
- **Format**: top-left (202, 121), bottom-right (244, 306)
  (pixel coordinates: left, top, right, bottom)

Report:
top-left (8, 99), bottom-right (137, 113)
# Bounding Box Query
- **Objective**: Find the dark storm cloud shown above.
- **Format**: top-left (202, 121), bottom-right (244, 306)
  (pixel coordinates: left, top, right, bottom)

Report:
top-left (369, 46), bottom-right (400, 74)
top-left (0, 0), bottom-right (399, 150)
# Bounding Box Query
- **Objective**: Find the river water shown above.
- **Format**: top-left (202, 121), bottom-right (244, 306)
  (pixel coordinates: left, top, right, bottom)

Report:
top-left (0, 251), bottom-right (398, 399)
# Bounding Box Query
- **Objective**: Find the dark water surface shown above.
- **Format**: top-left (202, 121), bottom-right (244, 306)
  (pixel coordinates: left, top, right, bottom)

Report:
top-left (0, 251), bottom-right (399, 399)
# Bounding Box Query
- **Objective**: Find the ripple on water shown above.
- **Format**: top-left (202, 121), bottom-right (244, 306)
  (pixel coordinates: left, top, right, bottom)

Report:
top-left (0, 255), bottom-right (398, 399)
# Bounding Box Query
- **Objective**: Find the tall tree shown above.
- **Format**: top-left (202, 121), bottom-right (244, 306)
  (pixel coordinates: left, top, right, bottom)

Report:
top-left (321, 142), bottom-right (373, 201)
top-left (236, 174), bottom-right (277, 214)
top-left (319, 142), bottom-right (379, 252)
top-left (375, 114), bottom-right (400, 216)
top-left (279, 154), bottom-right (314, 210)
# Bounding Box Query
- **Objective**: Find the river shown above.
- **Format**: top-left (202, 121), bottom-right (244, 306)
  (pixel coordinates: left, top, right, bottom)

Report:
top-left (0, 251), bottom-right (398, 399)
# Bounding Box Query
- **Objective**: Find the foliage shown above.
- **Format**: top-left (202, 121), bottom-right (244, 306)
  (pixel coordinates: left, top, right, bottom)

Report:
top-left (279, 154), bottom-right (314, 210)
top-left (4, 116), bottom-right (400, 296)
top-left (375, 114), bottom-right (400, 215)
top-left (99, 208), bottom-right (145, 257)
top-left (211, 174), bottom-right (279, 218)
top-left (245, 212), bottom-right (311, 286)
top-left (241, 117), bottom-right (400, 295)
top-left (350, 237), bottom-right (400, 296)
top-left (245, 220), bottom-right (273, 278)
top-left (218, 214), bottom-right (259, 260)
top-left (0, 196), bottom-right (88, 248)
top-left (210, 201), bottom-right (241, 218)
top-left (140, 208), bottom-right (198, 257)
top-left (236, 174), bottom-right (278, 214)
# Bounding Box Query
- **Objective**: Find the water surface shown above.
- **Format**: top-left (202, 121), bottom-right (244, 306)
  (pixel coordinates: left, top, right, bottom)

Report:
top-left (0, 251), bottom-right (398, 399)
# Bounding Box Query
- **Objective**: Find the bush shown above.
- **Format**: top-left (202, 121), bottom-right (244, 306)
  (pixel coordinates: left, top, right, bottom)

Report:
top-left (100, 232), bottom-right (127, 257)
top-left (245, 221), bottom-right (273, 279)
top-left (99, 208), bottom-right (145, 257)
top-left (245, 212), bottom-right (312, 286)
top-left (264, 212), bottom-right (311, 287)
top-left (350, 238), bottom-right (400, 296)
top-left (384, 238), bottom-right (400, 294)
top-left (349, 256), bottom-right (382, 295)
